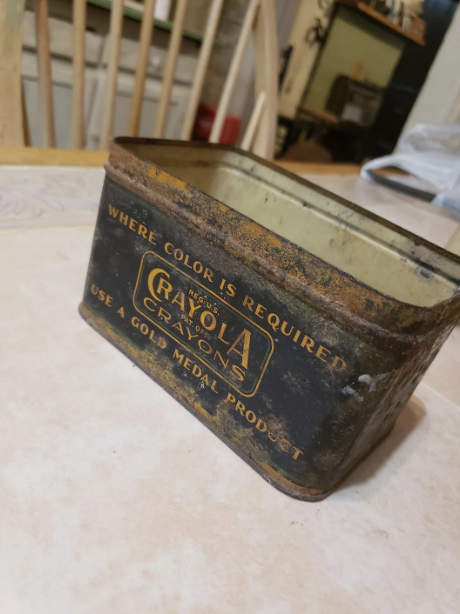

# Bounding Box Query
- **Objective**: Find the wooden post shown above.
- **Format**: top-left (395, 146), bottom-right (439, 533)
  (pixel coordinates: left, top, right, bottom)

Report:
top-left (0, 0), bottom-right (26, 146)
top-left (153, 0), bottom-right (188, 138)
top-left (209, 0), bottom-right (260, 144)
top-left (71, 0), bottom-right (87, 149)
top-left (128, 0), bottom-right (157, 136)
top-left (251, 0), bottom-right (277, 160)
top-left (99, 0), bottom-right (125, 151)
top-left (241, 91), bottom-right (266, 151)
top-left (34, 0), bottom-right (56, 148)
top-left (180, 0), bottom-right (224, 140)
top-left (21, 83), bottom-right (31, 146)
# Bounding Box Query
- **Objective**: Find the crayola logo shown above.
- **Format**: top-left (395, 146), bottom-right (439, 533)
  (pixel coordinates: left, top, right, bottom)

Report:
top-left (133, 251), bottom-right (273, 396)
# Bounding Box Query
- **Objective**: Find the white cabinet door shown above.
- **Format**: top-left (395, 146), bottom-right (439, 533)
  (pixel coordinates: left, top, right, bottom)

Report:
top-left (103, 35), bottom-right (197, 86)
top-left (86, 68), bottom-right (191, 149)
top-left (22, 22), bottom-right (194, 150)
top-left (22, 51), bottom-right (98, 149)
top-left (22, 10), bottom-right (103, 65)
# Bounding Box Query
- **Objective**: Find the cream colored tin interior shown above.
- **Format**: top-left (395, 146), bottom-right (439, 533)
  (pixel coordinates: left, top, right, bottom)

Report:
top-left (125, 143), bottom-right (460, 308)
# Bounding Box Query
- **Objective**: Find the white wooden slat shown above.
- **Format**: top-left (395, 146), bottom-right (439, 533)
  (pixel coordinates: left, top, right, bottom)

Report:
top-left (99, 0), bottom-right (124, 151)
top-left (251, 0), bottom-right (278, 160)
top-left (153, 0), bottom-right (188, 138)
top-left (241, 90), bottom-right (265, 151)
top-left (71, 0), bottom-right (87, 149)
top-left (180, 0), bottom-right (224, 140)
top-left (34, 0), bottom-right (56, 148)
top-left (128, 0), bottom-right (157, 136)
top-left (209, 0), bottom-right (260, 144)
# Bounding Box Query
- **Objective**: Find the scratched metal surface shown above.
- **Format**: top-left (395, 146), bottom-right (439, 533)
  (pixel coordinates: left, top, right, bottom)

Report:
top-left (79, 139), bottom-right (460, 499)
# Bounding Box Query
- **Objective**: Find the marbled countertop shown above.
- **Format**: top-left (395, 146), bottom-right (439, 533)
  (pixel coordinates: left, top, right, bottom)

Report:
top-left (1, 167), bottom-right (459, 614)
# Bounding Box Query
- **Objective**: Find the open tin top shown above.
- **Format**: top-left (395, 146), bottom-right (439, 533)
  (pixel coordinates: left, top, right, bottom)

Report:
top-left (80, 138), bottom-right (460, 500)
top-left (111, 138), bottom-right (460, 332)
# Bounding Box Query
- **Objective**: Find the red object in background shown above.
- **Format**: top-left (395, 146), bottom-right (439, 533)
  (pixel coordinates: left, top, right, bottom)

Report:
top-left (192, 102), bottom-right (241, 145)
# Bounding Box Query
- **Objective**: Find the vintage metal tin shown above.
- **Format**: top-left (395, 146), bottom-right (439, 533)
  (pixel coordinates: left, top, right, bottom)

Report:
top-left (80, 138), bottom-right (460, 500)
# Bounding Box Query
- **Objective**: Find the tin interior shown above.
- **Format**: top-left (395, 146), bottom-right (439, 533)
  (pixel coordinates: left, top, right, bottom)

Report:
top-left (124, 142), bottom-right (460, 308)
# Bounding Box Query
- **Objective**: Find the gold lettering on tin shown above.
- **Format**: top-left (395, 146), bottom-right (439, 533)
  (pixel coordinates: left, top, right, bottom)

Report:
top-left (223, 392), bottom-right (303, 461)
top-left (241, 294), bottom-right (348, 372)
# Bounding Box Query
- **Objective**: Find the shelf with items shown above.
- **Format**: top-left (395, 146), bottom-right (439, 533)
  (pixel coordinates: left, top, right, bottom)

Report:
top-left (335, 0), bottom-right (426, 45)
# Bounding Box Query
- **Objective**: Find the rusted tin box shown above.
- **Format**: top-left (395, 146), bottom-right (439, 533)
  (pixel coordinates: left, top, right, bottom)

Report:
top-left (80, 138), bottom-right (460, 500)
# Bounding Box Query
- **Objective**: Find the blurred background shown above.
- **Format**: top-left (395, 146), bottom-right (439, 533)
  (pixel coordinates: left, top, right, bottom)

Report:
top-left (2, 0), bottom-right (459, 163)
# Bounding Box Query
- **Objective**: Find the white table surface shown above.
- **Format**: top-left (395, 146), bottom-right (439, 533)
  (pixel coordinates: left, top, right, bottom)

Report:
top-left (1, 166), bottom-right (460, 614)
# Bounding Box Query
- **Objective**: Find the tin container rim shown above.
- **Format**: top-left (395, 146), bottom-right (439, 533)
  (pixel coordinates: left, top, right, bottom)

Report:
top-left (106, 137), bottom-right (460, 340)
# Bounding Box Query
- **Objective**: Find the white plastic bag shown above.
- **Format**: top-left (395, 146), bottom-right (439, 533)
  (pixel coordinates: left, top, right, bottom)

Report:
top-left (361, 123), bottom-right (460, 211)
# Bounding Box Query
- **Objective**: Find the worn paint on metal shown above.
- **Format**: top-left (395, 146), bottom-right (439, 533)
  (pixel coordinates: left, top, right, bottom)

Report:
top-left (80, 138), bottom-right (460, 500)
